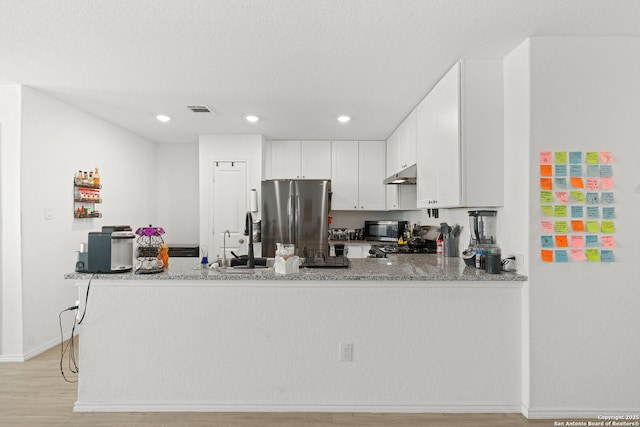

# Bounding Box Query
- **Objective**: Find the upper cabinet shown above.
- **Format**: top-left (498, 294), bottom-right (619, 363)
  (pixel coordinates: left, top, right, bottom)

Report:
top-left (397, 110), bottom-right (417, 171)
top-left (332, 141), bottom-right (386, 211)
top-left (416, 60), bottom-right (504, 208)
top-left (270, 140), bottom-right (331, 179)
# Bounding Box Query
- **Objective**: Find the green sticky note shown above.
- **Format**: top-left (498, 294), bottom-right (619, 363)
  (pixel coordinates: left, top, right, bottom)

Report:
top-left (555, 221), bottom-right (568, 233)
top-left (541, 205), bottom-right (554, 216)
top-left (555, 152), bottom-right (567, 164)
top-left (570, 191), bottom-right (585, 202)
top-left (586, 152), bottom-right (599, 164)
top-left (586, 249), bottom-right (600, 262)
top-left (540, 191), bottom-right (553, 203)
top-left (586, 220), bottom-right (599, 233)
top-left (601, 221), bottom-right (615, 233)
top-left (554, 205), bottom-right (567, 217)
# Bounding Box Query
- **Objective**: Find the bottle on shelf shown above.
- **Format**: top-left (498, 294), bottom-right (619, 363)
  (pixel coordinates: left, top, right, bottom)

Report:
top-left (93, 167), bottom-right (100, 186)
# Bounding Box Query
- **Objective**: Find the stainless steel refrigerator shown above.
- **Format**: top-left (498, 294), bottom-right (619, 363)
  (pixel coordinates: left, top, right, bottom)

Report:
top-left (261, 180), bottom-right (331, 258)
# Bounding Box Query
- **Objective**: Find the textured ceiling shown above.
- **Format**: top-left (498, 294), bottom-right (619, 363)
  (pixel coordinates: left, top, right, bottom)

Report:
top-left (1, 0), bottom-right (640, 144)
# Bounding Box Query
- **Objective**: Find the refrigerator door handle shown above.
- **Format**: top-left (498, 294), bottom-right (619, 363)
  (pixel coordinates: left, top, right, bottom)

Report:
top-left (288, 191), bottom-right (295, 248)
top-left (293, 193), bottom-right (300, 254)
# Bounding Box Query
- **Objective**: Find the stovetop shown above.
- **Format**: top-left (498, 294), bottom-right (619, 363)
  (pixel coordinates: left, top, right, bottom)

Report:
top-left (369, 244), bottom-right (434, 258)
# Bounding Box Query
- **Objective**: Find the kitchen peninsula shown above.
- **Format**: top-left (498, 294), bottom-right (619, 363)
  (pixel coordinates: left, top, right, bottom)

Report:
top-left (67, 257), bottom-right (525, 413)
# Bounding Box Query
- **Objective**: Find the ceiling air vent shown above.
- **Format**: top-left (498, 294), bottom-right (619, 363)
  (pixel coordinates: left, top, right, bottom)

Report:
top-left (186, 105), bottom-right (216, 114)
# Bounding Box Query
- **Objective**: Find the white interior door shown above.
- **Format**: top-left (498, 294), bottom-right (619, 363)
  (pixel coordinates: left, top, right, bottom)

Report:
top-left (212, 161), bottom-right (247, 262)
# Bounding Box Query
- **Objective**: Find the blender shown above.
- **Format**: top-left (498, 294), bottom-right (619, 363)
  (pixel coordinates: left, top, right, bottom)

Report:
top-left (462, 210), bottom-right (499, 268)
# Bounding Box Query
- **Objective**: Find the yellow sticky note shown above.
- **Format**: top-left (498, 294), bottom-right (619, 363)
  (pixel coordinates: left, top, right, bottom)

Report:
top-left (540, 191), bottom-right (553, 203)
top-left (586, 249), bottom-right (600, 262)
top-left (601, 221), bottom-right (615, 233)
top-left (586, 220), bottom-right (599, 233)
top-left (570, 191), bottom-right (585, 202)
top-left (555, 221), bottom-right (568, 233)
top-left (554, 205), bottom-right (567, 217)
top-left (554, 152), bottom-right (567, 164)
top-left (541, 205), bottom-right (554, 216)
top-left (586, 152), bottom-right (599, 164)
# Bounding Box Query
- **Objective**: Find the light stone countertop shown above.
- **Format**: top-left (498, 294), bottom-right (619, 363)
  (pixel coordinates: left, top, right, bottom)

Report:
top-left (65, 255), bottom-right (527, 282)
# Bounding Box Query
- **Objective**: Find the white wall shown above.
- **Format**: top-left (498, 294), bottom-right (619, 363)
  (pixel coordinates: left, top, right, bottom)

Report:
top-left (0, 85), bottom-right (24, 359)
top-left (525, 37), bottom-right (640, 417)
top-left (18, 87), bottom-right (158, 357)
top-left (156, 143), bottom-right (199, 244)
top-left (198, 135), bottom-right (264, 250)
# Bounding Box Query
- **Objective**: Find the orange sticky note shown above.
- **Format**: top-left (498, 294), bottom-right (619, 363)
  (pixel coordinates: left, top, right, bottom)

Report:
top-left (570, 177), bottom-right (584, 188)
top-left (571, 220), bottom-right (585, 232)
top-left (601, 177), bottom-right (613, 189)
top-left (571, 235), bottom-right (584, 247)
top-left (601, 236), bottom-right (615, 248)
top-left (541, 250), bottom-right (553, 262)
top-left (540, 151), bottom-right (552, 163)
top-left (599, 152), bottom-right (613, 163)
top-left (540, 164), bottom-right (553, 177)
top-left (540, 178), bottom-right (553, 190)
top-left (555, 235), bottom-right (569, 247)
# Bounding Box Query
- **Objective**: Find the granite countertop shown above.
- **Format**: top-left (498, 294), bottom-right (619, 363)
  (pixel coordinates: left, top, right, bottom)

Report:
top-left (65, 255), bottom-right (527, 282)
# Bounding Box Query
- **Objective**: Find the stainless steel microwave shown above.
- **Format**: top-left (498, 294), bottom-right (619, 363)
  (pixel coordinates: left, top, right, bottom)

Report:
top-left (364, 220), bottom-right (409, 242)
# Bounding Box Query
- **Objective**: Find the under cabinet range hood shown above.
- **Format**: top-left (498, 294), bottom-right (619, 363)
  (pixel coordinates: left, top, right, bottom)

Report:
top-left (383, 164), bottom-right (417, 185)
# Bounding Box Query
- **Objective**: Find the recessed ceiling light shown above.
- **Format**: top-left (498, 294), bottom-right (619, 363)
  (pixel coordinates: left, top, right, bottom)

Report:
top-left (246, 115), bottom-right (260, 123)
top-left (337, 115), bottom-right (351, 123)
top-left (156, 114), bottom-right (171, 122)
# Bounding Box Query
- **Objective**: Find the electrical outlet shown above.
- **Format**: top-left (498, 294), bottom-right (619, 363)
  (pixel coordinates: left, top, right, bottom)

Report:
top-left (514, 253), bottom-right (525, 267)
top-left (339, 343), bottom-right (353, 362)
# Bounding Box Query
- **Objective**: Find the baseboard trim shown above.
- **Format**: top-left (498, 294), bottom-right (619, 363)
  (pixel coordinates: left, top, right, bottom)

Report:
top-left (0, 332), bottom-right (73, 363)
top-left (74, 401), bottom-right (522, 413)
top-left (526, 407), bottom-right (640, 419)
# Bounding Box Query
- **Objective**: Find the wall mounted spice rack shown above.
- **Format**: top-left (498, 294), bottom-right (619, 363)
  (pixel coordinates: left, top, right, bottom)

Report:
top-left (74, 169), bottom-right (102, 218)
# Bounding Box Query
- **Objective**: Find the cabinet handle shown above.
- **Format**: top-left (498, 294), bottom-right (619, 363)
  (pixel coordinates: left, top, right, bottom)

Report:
top-left (354, 206), bottom-right (357, 209)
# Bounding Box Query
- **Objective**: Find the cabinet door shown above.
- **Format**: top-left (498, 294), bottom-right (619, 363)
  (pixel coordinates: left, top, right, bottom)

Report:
top-left (386, 131), bottom-right (399, 210)
top-left (435, 64), bottom-right (461, 208)
top-left (416, 93), bottom-right (438, 207)
top-left (398, 110), bottom-right (417, 170)
top-left (300, 140), bottom-right (331, 179)
top-left (271, 140), bottom-right (301, 179)
top-left (331, 141), bottom-right (359, 210)
top-left (358, 141), bottom-right (386, 210)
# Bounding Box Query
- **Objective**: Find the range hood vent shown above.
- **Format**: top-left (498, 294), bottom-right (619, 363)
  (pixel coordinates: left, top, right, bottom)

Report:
top-left (186, 105), bottom-right (216, 114)
top-left (383, 164), bottom-right (417, 185)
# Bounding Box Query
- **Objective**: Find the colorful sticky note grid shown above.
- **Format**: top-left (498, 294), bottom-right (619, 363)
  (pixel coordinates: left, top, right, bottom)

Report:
top-left (601, 177), bottom-right (614, 189)
top-left (602, 207), bottom-right (615, 220)
top-left (541, 235), bottom-right (554, 248)
top-left (601, 192), bottom-right (614, 204)
top-left (554, 205), bottom-right (567, 217)
top-left (601, 236), bottom-right (615, 248)
top-left (599, 165), bottom-right (612, 177)
top-left (570, 177), bottom-right (584, 188)
top-left (570, 220), bottom-right (585, 232)
top-left (555, 221), bottom-right (568, 233)
top-left (540, 178), bottom-right (553, 190)
top-left (541, 250), bottom-right (553, 262)
top-left (570, 235), bottom-right (584, 247)
top-left (554, 178), bottom-right (567, 189)
top-left (555, 164), bottom-right (567, 176)
top-left (599, 152), bottom-right (613, 163)
top-left (541, 221), bottom-right (554, 232)
top-left (541, 205), bottom-right (554, 216)
top-left (555, 250), bottom-right (569, 262)
top-left (555, 235), bottom-right (568, 247)
top-left (601, 221), bottom-right (615, 233)
top-left (540, 151), bottom-right (552, 164)
top-left (570, 249), bottom-right (587, 261)
top-left (571, 206), bottom-right (583, 218)
top-left (569, 152), bottom-right (582, 164)
top-left (540, 164), bottom-right (553, 176)
top-left (570, 165), bottom-right (583, 177)
top-left (570, 191), bottom-right (585, 202)
top-left (601, 250), bottom-right (614, 262)
top-left (586, 220), bottom-right (599, 233)
top-left (586, 152), bottom-right (599, 164)
top-left (540, 191), bottom-right (553, 203)
top-left (586, 249), bottom-right (600, 261)
top-left (554, 152), bottom-right (567, 164)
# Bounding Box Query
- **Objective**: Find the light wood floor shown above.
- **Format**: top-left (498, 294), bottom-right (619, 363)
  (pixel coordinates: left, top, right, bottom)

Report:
top-left (0, 339), bottom-right (557, 426)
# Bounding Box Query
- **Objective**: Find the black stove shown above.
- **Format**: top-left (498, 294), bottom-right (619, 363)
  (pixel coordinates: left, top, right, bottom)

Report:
top-left (369, 244), bottom-right (434, 258)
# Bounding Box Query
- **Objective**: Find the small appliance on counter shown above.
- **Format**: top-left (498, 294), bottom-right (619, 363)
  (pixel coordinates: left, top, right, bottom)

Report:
top-left (463, 210), bottom-right (500, 271)
top-left (75, 225), bottom-right (135, 273)
top-left (363, 220), bottom-right (408, 242)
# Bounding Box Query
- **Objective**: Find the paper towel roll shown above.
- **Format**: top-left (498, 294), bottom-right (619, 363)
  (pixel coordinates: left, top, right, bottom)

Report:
top-left (250, 189), bottom-right (258, 212)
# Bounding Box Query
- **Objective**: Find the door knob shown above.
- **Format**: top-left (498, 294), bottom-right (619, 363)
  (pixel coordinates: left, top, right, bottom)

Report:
top-left (239, 238), bottom-right (244, 244)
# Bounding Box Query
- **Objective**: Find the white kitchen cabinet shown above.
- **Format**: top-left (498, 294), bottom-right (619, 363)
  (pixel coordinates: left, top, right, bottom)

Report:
top-left (416, 60), bottom-right (503, 208)
top-left (270, 140), bottom-right (331, 179)
top-left (331, 140), bottom-right (386, 211)
top-left (397, 109), bottom-right (417, 171)
top-left (387, 123), bottom-right (418, 211)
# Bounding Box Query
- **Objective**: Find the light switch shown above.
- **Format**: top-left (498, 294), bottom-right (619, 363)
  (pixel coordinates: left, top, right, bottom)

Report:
top-left (45, 206), bottom-right (53, 220)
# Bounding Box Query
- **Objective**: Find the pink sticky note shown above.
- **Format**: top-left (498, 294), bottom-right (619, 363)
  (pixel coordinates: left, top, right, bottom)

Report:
top-left (570, 249), bottom-right (587, 261)
top-left (586, 178), bottom-right (599, 191)
top-left (601, 177), bottom-right (614, 189)
top-left (540, 151), bottom-right (552, 164)
top-left (601, 236), bottom-right (615, 248)
top-left (600, 152), bottom-right (613, 163)
top-left (555, 191), bottom-right (568, 203)
top-left (541, 221), bottom-right (554, 233)
top-left (571, 235), bottom-right (584, 247)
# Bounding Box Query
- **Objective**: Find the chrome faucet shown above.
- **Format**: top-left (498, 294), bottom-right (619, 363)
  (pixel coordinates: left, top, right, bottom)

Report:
top-left (223, 230), bottom-right (231, 267)
top-left (244, 211), bottom-right (255, 268)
